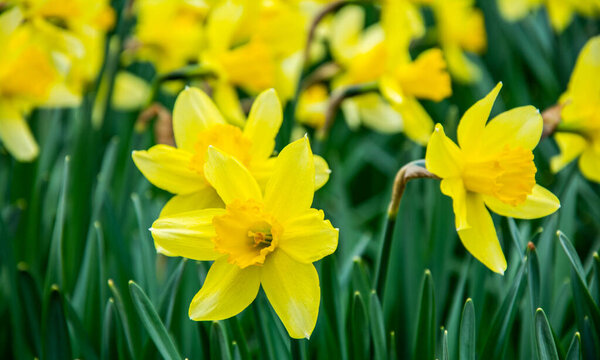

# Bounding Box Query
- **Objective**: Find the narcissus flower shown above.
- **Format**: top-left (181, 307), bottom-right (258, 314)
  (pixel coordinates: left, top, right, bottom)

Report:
top-left (133, 87), bottom-right (330, 214)
top-left (432, 0), bottom-right (486, 83)
top-left (551, 36), bottom-right (600, 182)
top-left (425, 83), bottom-right (560, 274)
top-left (497, 0), bottom-right (600, 33)
top-left (149, 137), bottom-right (338, 338)
top-left (330, 3), bottom-right (451, 144)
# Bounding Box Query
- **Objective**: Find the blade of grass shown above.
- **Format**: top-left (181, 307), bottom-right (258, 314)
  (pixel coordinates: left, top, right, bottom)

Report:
top-left (459, 298), bottom-right (476, 360)
top-left (413, 270), bottom-right (435, 360)
top-left (128, 280), bottom-right (182, 360)
top-left (534, 308), bottom-right (559, 360)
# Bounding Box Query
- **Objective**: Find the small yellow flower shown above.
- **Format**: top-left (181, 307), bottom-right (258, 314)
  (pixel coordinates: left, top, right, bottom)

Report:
top-left (296, 84), bottom-right (329, 129)
top-left (551, 36), bottom-right (600, 182)
top-left (497, 0), bottom-right (600, 33)
top-left (432, 0), bottom-right (486, 83)
top-left (132, 87), bottom-right (330, 214)
top-left (425, 83), bottom-right (560, 274)
top-left (330, 4), bottom-right (451, 144)
top-left (149, 137), bottom-right (338, 339)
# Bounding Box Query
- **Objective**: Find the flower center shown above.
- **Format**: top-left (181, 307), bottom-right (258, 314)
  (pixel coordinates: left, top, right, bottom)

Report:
top-left (462, 145), bottom-right (536, 206)
top-left (189, 124), bottom-right (252, 175)
top-left (212, 199), bottom-right (282, 268)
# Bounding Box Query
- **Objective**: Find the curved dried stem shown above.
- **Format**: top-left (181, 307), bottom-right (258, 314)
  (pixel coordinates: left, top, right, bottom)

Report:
top-left (387, 160), bottom-right (440, 217)
top-left (135, 103), bottom-right (174, 146)
top-left (541, 104), bottom-right (563, 139)
top-left (316, 82), bottom-right (378, 140)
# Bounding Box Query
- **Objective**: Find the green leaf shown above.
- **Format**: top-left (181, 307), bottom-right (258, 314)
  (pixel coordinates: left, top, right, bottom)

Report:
top-left (131, 193), bottom-right (157, 299)
top-left (534, 308), bottom-right (559, 360)
top-left (565, 332), bottom-right (581, 360)
top-left (480, 258), bottom-right (528, 359)
top-left (370, 290), bottom-right (387, 360)
top-left (557, 231), bottom-right (600, 336)
top-left (16, 264), bottom-right (41, 356)
top-left (128, 280), bottom-right (182, 360)
top-left (528, 244), bottom-right (541, 312)
top-left (43, 286), bottom-right (71, 360)
top-left (44, 156), bottom-right (69, 295)
top-left (210, 321), bottom-right (232, 360)
top-left (440, 329), bottom-right (449, 360)
top-left (413, 269), bottom-right (435, 360)
top-left (459, 298), bottom-right (476, 360)
top-left (321, 255), bottom-right (347, 359)
top-left (592, 253), bottom-right (600, 306)
top-left (63, 294), bottom-right (99, 360)
top-left (350, 291), bottom-right (370, 360)
top-left (108, 279), bottom-right (138, 358)
top-left (101, 299), bottom-right (119, 360)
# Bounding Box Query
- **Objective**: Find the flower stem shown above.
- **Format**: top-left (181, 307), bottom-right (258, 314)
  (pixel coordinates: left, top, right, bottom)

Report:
top-left (374, 160), bottom-right (440, 298)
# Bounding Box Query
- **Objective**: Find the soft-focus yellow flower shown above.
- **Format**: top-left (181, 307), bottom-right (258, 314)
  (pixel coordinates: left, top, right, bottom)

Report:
top-left (330, 4), bottom-right (451, 144)
top-left (296, 84), bottom-right (329, 129)
top-left (131, 0), bottom-right (208, 74)
top-left (432, 0), bottom-right (486, 83)
top-left (551, 36), bottom-right (600, 182)
top-left (0, 6), bottom-right (82, 161)
top-left (133, 87), bottom-right (330, 212)
top-left (425, 83), bottom-right (560, 274)
top-left (148, 137), bottom-right (338, 338)
top-left (497, 0), bottom-right (600, 32)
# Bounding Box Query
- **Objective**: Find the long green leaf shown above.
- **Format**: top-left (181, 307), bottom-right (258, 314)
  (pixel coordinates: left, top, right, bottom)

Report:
top-left (108, 279), bottom-right (138, 358)
top-left (210, 321), bottom-right (232, 360)
top-left (459, 298), bottom-right (476, 360)
top-left (565, 332), bottom-right (581, 360)
top-left (350, 291), bottom-right (370, 360)
top-left (43, 286), bottom-right (71, 360)
top-left (128, 280), bottom-right (181, 360)
top-left (370, 290), bottom-right (387, 360)
top-left (534, 308), bottom-right (559, 360)
top-left (17, 264), bottom-right (41, 356)
top-left (413, 270), bottom-right (435, 360)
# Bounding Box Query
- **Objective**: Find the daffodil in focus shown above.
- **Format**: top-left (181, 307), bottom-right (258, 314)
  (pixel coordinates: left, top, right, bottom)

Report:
top-left (497, 0), bottom-right (600, 33)
top-left (551, 36), bottom-right (600, 182)
top-left (133, 87), bottom-right (330, 214)
top-left (425, 83), bottom-right (560, 273)
top-left (329, 2), bottom-right (451, 144)
top-left (432, 0), bottom-right (486, 83)
top-left (149, 137), bottom-right (338, 338)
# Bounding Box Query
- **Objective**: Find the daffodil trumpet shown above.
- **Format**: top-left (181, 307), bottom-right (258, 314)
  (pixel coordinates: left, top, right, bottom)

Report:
top-left (425, 82), bottom-right (560, 274)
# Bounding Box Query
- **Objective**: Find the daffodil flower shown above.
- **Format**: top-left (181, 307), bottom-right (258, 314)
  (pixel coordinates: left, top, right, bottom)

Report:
top-left (149, 137), bottom-right (338, 338)
top-left (329, 3), bottom-right (451, 144)
top-left (497, 0), bottom-right (600, 33)
top-left (133, 87), bottom-right (330, 214)
top-left (425, 83), bottom-right (560, 274)
top-left (432, 0), bottom-right (486, 83)
top-left (551, 36), bottom-right (600, 183)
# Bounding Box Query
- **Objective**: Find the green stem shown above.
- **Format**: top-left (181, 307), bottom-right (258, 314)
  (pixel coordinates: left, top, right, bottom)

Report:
top-left (374, 217), bottom-right (397, 298)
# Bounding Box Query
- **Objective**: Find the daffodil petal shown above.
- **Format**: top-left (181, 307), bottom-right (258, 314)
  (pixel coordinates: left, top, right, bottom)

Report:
top-left (482, 106), bottom-right (543, 153)
top-left (243, 88), bottom-right (283, 160)
top-left (314, 155), bottom-right (331, 190)
top-left (150, 209), bottom-right (224, 260)
top-left (261, 250), bottom-right (319, 339)
top-left (425, 124), bottom-right (462, 178)
top-left (0, 108), bottom-right (39, 162)
top-left (132, 145), bottom-right (205, 194)
top-left (457, 193), bottom-right (507, 275)
top-left (483, 185), bottom-right (560, 219)
top-left (213, 81), bottom-right (246, 127)
top-left (173, 87), bottom-right (226, 152)
top-left (330, 5), bottom-right (364, 64)
top-left (160, 189), bottom-right (224, 217)
top-left (392, 97), bottom-right (433, 145)
top-left (264, 137), bottom-right (314, 222)
top-left (279, 209), bottom-right (338, 263)
top-left (579, 146), bottom-right (600, 183)
top-left (550, 133), bottom-right (587, 173)
top-left (204, 146), bottom-right (262, 204)
top-left (354, 93), bottom-right (403, 134)
top-left (189, 257), bottom-right (260, 320)
top-left (440, 177), bottom-right (469, 230)
top-left (457, 82), bottom-right (502, 153)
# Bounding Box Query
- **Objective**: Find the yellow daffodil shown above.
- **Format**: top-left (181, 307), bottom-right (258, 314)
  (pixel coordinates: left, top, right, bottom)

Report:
top-left (330, 3), bottom-right (451, 144)
top-left (551, 36), bottom-right (600, 182)
top-left (0, 6), bottom-right (82, 161)
top-left (130, 0), bottom-right (208, 74)
top-left (133, 87), bottom-right (330, 213)
top-left (425, 83), bottom-right (560, 274)
top-left (296, 84), bottom-right (329, 129)
top-left (432, 0), bottom-right (486, 83)
top-left (149, 137), bottom-right (338, 338)
top-left (497, 0), bottom-right (600, 32)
